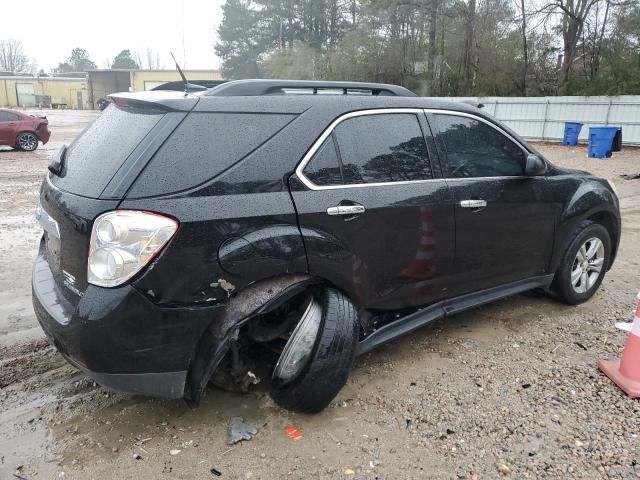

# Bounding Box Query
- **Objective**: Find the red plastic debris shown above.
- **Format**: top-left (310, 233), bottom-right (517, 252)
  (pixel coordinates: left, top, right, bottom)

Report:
top-left (284, 425), bottom-right (303, 441)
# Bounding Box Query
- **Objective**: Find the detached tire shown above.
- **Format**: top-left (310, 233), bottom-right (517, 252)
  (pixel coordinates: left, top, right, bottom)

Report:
top-left (552, 220), bottom-right (611, 305)
top-left (269, 287), bottom-right (358, 413)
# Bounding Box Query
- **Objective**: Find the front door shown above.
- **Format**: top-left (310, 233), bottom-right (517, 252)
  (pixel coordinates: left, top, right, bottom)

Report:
top-left (429, 111), bottom-right (556, 295)
top-left (290, 109), bottom-right (455, 310)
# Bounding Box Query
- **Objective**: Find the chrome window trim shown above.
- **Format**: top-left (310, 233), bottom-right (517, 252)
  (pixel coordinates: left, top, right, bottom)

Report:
top-left (295, 108), bottom-right (432, 191)
top-left (295, 108), bottom-right (532, 191)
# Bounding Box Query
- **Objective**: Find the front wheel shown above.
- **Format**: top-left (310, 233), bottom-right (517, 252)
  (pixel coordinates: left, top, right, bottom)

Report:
top-left (269, 287), bottom-right (359, 413)
top-left (552, 221), bottom-right (611, 305)
top-left (16, 132), bottom-right (39, 151)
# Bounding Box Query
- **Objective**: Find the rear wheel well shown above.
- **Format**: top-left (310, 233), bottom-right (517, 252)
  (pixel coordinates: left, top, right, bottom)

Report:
top-left (17, 130), bottom-right (40, 139)
top-left (586, 211), bottom-right (618, 267)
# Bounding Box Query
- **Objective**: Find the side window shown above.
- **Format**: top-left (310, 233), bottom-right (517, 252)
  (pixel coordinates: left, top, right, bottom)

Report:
top-left (0, 112), bottom-right (8, 122)
top-left (5, 112), bottom-right (20, 121)
top-left (303, 136), bottom-right (343, 186)
top-left (334, 113), bottom-right (432, 184)
top-left (435, 114), bottom-right (526, 178)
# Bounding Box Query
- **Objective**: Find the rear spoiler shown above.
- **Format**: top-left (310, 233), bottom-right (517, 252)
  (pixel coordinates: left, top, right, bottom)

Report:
top-left (106, 91), bottom-right (199, 112)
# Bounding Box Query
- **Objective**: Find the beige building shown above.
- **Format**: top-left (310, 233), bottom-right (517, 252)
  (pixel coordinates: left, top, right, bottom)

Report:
top-left (88, 69), bottom-right (222, 109)
top-left (130, 70), bottom-right (222, 91)
top-left (0, 69), bottom-right (222, 110)
top-left (0, 76), bottom-right (88, 109)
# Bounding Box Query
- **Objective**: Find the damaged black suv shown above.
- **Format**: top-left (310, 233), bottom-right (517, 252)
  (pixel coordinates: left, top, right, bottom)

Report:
top-left (33, 80), bottom-right (620, 412)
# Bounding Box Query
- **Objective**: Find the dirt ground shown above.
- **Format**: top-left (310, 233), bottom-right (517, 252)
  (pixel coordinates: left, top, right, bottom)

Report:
top-left (1, 110), bottom-right (640, 480)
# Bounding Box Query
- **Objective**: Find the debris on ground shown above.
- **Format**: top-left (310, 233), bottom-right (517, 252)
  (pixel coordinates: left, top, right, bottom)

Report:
top-left (210, 467), bottom-right (222, 477)
top-left (284, 425), bottom-right (303, 441)
top-left (227, 417), bottom-right (258, 444)
top-left (615, 321), bottom-right (633, 332)
top-left (169, 449), bottom-right (181, 456)
top-left (496, 462), bottom-right (511, 475)
top-left (621, 173), bottom-right (640, 180)
top-left (344, 468), bottom-right (355, 475)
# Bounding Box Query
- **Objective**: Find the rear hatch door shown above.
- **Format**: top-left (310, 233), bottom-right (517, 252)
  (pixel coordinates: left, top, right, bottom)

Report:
top-left (41, 93), bottom-right (197, 301)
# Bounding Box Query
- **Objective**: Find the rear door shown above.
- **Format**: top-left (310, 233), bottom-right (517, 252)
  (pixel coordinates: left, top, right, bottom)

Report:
top-left (290, 109), bottom-right (455, 310)
top-left (0, 111), bottom-right (20, 145)
top-left (429, 111), bottom-right (556, 295)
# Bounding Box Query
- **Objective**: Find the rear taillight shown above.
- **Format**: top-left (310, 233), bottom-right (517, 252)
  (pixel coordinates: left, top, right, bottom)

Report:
top-left (88, 210), bottom-right (178, 288)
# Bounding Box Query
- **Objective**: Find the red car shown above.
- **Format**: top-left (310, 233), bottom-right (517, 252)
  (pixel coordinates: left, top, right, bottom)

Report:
top-left (0, 108), bottom-right (51, 151)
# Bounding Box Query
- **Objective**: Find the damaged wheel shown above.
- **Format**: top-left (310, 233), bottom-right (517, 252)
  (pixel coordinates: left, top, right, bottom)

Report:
top-left (269, 287), bottom-right (358, 413)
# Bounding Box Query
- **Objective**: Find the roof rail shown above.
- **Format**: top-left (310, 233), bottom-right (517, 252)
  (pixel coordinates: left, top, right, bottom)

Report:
top-left (205, 79), bottom-right (416, 97)
top-left (460, 100), bottom-right (485, 109)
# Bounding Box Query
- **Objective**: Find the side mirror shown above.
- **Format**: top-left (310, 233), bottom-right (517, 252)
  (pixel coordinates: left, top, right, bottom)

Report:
top-left (525, 154), bottom-right (547, 176)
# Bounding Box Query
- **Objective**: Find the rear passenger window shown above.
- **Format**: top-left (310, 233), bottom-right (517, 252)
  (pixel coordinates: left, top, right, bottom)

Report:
top-left (0, 111), bottom-right (18, 121)
top-left (302, 113), bottom-right (432, 187)
top-left (128, 113), bottom-right (295, 198)
top-left (435, 114), bottom-right (526, 178)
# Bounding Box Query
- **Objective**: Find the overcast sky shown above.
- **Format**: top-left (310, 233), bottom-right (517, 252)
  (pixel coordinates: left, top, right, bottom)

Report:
top-left (3, 0), bottom-right (225, 71)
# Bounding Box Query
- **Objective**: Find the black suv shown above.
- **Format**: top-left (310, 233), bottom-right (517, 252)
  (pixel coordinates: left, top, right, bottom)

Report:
top-left (32, 80), bottom-right (620, 412)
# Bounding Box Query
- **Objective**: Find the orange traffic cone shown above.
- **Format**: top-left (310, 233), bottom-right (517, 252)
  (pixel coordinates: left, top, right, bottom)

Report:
top-left (598, 292), bottom-right (640, 398)
top-left (399, 207), bottom-right (436, 279)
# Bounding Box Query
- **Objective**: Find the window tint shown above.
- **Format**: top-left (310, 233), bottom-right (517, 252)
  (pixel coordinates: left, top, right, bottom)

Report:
top-left (303, 136), bottom-right (343, 186)
top-left (333, 113), bottom-right (432, 184)
top-left (129, 113), bottom-right (294, 197)
top-left (51, 105), bottom-right (165, 197)
top-left (0, 111), bottom-right (17, 121)
top-left (435, 114), bottom-right (526, 178)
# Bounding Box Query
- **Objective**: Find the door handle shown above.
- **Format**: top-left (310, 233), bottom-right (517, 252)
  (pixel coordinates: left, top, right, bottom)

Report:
top-left (326, 204), bottom-right (366, 216)
top-left (460, 199), bottom-right (487, 209)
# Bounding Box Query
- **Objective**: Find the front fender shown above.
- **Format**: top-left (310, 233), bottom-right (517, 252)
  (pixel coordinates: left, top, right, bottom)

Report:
top-left (551, 178), bottom-right (620, 271)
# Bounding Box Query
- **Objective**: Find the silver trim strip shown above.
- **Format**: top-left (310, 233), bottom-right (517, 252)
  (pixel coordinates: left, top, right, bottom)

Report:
top-left (295, 108), bottom-right (532, 191)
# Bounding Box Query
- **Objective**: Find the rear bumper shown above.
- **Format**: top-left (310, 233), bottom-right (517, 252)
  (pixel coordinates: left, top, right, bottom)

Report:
top-left (32, 240), bottom-right (221, 399)
top-left (36, 127), bottom-right (50, 144)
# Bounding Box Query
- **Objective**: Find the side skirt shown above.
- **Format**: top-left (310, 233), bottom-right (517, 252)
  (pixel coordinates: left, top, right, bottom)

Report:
top-left (356, 274), bottom-right (554, 356)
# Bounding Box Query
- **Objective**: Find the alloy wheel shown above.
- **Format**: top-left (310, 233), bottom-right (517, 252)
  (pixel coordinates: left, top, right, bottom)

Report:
top-left (571, 237), bottom-right (605, 294)
top-left (18, 133), bottom-right (38, 151)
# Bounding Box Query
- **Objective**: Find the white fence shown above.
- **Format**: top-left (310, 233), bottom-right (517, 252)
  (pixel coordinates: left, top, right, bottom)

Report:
top-left (448, 96), bottom-right (640, 145)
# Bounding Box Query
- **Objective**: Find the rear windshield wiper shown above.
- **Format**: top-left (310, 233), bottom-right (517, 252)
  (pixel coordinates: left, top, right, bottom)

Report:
top-left (48, 145), bottom-right (67, 176)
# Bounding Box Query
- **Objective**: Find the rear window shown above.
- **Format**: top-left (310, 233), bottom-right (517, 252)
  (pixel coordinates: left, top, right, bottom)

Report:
top-left (127, 113), bottom-right (295, 198)
top-left (51, 105), bottom-right (164, 197)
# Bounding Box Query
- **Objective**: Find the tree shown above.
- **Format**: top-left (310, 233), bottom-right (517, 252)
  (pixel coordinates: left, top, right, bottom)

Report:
top-left (0, 39), bottom-right (31, 73)
top-left (215, 0), bottom-right (269, 78)
top-left (55, 48), bottom-right (97, 73)
top-left (111, 49), bottom-right (139, 69)
top-left (540, 0), bottom-right (605, 94)
top-left (214, 0), bottom-right (637, 96)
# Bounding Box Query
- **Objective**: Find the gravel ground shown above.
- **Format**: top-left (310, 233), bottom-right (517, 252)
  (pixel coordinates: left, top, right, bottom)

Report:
top-left (1, 111), bottom-right (640, 479)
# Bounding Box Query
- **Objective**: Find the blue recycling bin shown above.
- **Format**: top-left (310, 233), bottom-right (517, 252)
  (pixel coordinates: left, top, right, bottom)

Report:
top-left (562, 122), bottom-right (583, 145)
top-left (588, 126), bottom-right (621, 158)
